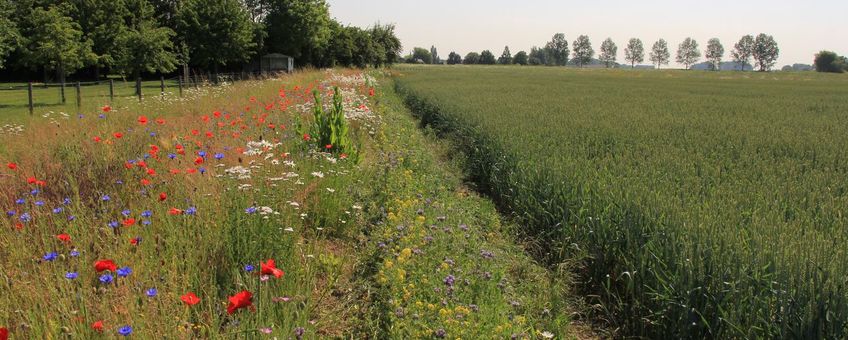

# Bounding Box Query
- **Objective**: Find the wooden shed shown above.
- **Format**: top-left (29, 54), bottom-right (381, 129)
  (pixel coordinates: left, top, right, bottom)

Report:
top-left (259, 54), bottom-right (294, 74)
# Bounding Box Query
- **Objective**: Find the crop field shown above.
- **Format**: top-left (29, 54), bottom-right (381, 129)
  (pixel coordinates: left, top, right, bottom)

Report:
top-left (395, 65), bottom-right (848, 338)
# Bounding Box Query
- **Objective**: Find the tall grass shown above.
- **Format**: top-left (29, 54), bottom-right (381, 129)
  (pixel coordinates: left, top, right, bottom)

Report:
top-left (395, 66), bottom-right (848, 338)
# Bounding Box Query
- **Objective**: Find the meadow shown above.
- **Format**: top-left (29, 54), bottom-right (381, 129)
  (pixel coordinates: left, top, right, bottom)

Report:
top-left (0, 69), bottom-right (576, 339)
top-left (394, 65), bottom-right (848, 338)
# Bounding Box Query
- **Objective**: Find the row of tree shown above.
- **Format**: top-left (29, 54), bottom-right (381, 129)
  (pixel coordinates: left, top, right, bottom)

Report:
top-left (422, 33), bottom-right (781, 71)
top-left (813, 51), bottom-right (848, 73)
top-left (0, 0), bottom-right (402, 81)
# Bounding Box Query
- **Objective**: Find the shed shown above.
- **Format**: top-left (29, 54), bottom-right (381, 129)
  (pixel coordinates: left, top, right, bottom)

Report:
top-left (260, 54), bottom-right (294, 74)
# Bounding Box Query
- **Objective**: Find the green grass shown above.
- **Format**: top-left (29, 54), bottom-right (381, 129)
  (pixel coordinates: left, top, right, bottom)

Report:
top-left (394, 65), bottom-right (848, 338)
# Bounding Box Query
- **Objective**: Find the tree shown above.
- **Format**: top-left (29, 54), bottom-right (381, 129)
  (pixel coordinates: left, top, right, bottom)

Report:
top-left (571, 35), bottom-right (593, 67)
top-left (447, 52), bottom-right (462, 65)
top-left (265, 0), bottom-right (332, 66)
top-left (528, 46), bottom-right (547, 65)
top-left (350, 26), bottom-right (377, 68)
top-left (753, 33), bottom-right (779, 72)
top-left (624, 38), bottom-right (644, 68)
top-left (813, 51), bottom-right (846, 73)
top-left (498, 46), bottom-right (513, 65)
top-left (480, 50), bottom-right (496, 64)
top-left (599, 38), bottom-right (617, 68)
top-left (676, 37), bottom-right (700, 70)
top-left (0, 0), bottom-right (19, 69)
top-left (20, 6), bottom-right (96, 82)
top-left (545, 33), bottom-right (569, 66)
top-left (69, 0), bottom-right (133, 79)
top-left (178, 0), bottom-right (256, 71)
top-left (650, 39), bottom-right (670, 69)
top-left (113, 0), bottom-right (178, 83)
top-left (731, 35), bottom-right (755, 71)
top-left (429, 45), bottom-right (440, 64)
top-left (463, 52), bottom-right (480, 65)
top-left (410, 47), bottom-right (432, 64)
top-left (705, 38), bottom-right (724, 71)
top-left (513, 51), bottom-right (528, 66)
top-left (369, 23), bottom-right (402, 66)
top-left (326, 22), bottom-right (355, 66)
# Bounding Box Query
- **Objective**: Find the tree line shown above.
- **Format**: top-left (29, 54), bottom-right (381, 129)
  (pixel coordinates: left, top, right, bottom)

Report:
top-left (814, 51), bottom-right (848, 73)
top-left (415, 33), bottom-right (782, 71)
top-left (0, 0), bottom-right (402, 82)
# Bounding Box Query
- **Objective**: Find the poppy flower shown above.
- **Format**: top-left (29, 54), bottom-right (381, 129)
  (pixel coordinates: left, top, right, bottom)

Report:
top-left (186, 168), bottom-right (197, 174)
top-left (169, 208), bottom-right (183, 215)
top-left (213, 111), bottom-right (222, 118)
top-left (102, 105), bottom-right (111, 113)
top-left (181, 292), bottom-right (201, 306)
top-left (0, 327), bottom-right (7, 340)
top-left (94, 259), bottom-right (118, 272)
top-left (57, 234), bottom-right (71, 243)
top-left (6, 163), bottom-right (16, 170)
top-left (159, 192), bottom-right (167, 201)
top-left (325, 144), bottom-right (332, 149)
top-left (35, 180), bottom-right (45, 186)
top-left (27, 177), bottom-right (37, 184)
top-left (146, 168), bottom-right (156, 176)
top-left (138, 116), bottom-right (148, 125)
top-left (93, 136), bottom-right (102, 143)
top-left (140, 179), bottom-right (151, 186)
top-left (227, 290), bottom-right (253, 315)
top-left (191, 129), bottom-right (199, 136)
top-left (155, 118), bottom-right (165, 125)
top-left (369, 87), bottom-right (375, 96)
top-left (113, 132), bottom-right (123, 139)
top-left (122, 218), bottom-right (136, 226)
top-left (260, 259), bottom-right (285, 278)
top-left (205, 132), bottom-right (214, 138)
top-left (92, 320), bottom-right (104, 332)
top-left (130, 237), bottom-right (140, 246)
top-left (302, 134), bottom-right (311, 141)
top-left (194, 157), bottom-right (204, 165)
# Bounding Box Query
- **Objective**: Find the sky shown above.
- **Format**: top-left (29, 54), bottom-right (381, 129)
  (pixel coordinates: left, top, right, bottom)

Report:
top-left (326, 0), bottom-right (848, 67)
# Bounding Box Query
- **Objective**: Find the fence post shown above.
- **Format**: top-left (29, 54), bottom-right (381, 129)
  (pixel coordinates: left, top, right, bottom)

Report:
top-left (136, 77), bottom-right (142, 102)
top-left (60, 80), bottom-right (66, 104)
top-left (75, 82), bottom-right (81, 109)
top-left (109, 79), bottom-right (114, 101)
top-left (160, 75), bottom-right (165, 98)
top-left (178, 76), bottom-right (183, 97)
top-left (28, 82), bottom-right (34, 115)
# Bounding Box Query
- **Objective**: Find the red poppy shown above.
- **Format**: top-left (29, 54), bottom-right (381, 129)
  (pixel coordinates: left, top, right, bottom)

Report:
top-left (213, 111), bottom-right (222, 118)
top-left (369, 87), bottom-right (375, 96)
top-left (101, 105), bottom-right (111, 113)
top-left (138, 116), bottom-right (148, 125)
top-left (26, 177), bottom-right (36, 184)
top-left (92, 320), bottom-right (104, 332)
top-left (169, 208), bottom-right (183, 215)
top-left (122, 218), bottom-right (136, 226)
top-left (227, 290), bottom-right (253, 315)
top-left (35, 180), bottom-right (45, 187)
top-left (186, 168), bottom-right (197, 174)
top-left (194, 157), bottom-right (204, 165)
top-left (169, 169), bottom-right (181, 174)
top-left (93, 136), bottom-right (102, 143)
top-left (137, 161), bottom-right (147, 168)
top-left (94, 259), bottom-right (118, 272)
top-left (57, 234), bottom-right (71, 243)
top-left (191, 129), bottom-right (199, 136)
top-left (124, 162), bottom-right (134, 169)
top-left (325, 144), bottom-right (332, 149)
top-left (146, 168), bottom-right (156, 176)
top-left (155, 118), bottom-right (166, 125)
top-left (6, 163), bottom-right (16, 170)
top-left (260, 259), bottom-right (285, 278)
top-left (202, 115), bottom-right (210, 122)
top-left (159, 192), bottom-right (167, 201)
top-left (302, 134), bottom-right (311, 141)
top-left (113, 132), bottom-right (123, 139)
top-left (130, 237), bottom-right (140, 246)
top-left (340, 153), bottom-right (348, 160)
top-left (0, 327), bottom-right (7, 340)
top-left (181, 292), bottom-right (201, 306)
top-left (205, 131), bottom-right (214, 138)
top-left (140, 179), bottom-right (151, 186)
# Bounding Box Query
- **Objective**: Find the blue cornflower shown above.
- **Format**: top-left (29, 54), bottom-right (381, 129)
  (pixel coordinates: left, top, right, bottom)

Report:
top-left (78, 114), bottom-right (84, 119)
top-left (65, 272), bottom-right (78, 280)
top-left (245, 207), bottom-right (257, 214)
top-left (141, 210), bottom-right (152, 218)
top-left (99, 274), bottom-right (114, 284)
top-left (143, 154), bottom-right (150, 159)
top-left (150, 132), bottom-right (157, 137)
top-left (63, 197), bottom-right (71, 205)
top-left (101, 195), bottom-right (111, 202)
top-left (244, 264), bottom-right (255, 272)
top-left (168, 153), bottom-right (177, 159)
top-left (185, 207), bottom-right (197, 215)
top-left (70, 250), bottom-right (80, 257)
top-left (31, 188), bottom-right (40, 196)
top-left (121, 209), bottom-right (131, 217)
top-left (53, 207), bottom-right (63, 214)
top-left (6, 210), bottom-right (15, 217)
top-left (142, 220), bottom-right (151, 226)
top-left (214, 153), bottom-right (224, 160)
top-left (98, 114), bottom-right (106, 119)
top-left (19, 212), bottom-right (31, 223)
top-left (68, 215), bottom-right (76, 221)
top-left (127, 159), bottom-right (136, 164)
top-left (198, 167), bottom-right (206, 174)
top-left (15, 198), bottom-right (24, 205)
top-left (117, 267), bottom-right (132, 278)
top-left (118, 325), bottom-right (133, 336)
top-left (198, 151), bottom-right (207, 158)
top-left (108, 221), bottom-right (119, 228)
top-left (43, 252), bottom-right (58, 261)
top-left (116, 180), bottom-right (124, 185)
top-left (146, 288), bottom-right (158, 297)
top-left (34, 200), bottom-right (45, 206)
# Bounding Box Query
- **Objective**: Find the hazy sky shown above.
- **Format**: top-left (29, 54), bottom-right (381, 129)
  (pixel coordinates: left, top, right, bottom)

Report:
top-left (326, 0), bottom-right (848, 67)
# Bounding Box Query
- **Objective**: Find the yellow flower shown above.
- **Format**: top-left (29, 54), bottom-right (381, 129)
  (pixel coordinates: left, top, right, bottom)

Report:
top-left (384, 260), bottom-right (394, 269)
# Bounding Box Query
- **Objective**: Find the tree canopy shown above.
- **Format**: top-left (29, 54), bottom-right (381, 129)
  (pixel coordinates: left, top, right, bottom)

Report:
top-left (572, 35), bottom-right (594, 67)
top-left (814, 51), bottom-right (847, 73)
top-left (650, 39), bottom-right (670, 69)
top-left (624, 38), bottom-right (644, 68)
top-left (599, 38), bottom-right (617, 68)
top-left (676, 37), bottom-right (700, 70)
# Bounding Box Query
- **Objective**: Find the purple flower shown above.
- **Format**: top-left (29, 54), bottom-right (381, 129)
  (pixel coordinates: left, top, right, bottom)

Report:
top-left (6, 210), bottom-right (15, 217)
top-left (185, 207), bottom-right (197, 215)
top-left (294, 327), bottom-right (305, 340)
top-left (99, 274), bottom-right (114, 284)
top-left (70, 250), bottom-right (80, 257)
top-left (101, 195), bottom-right (111, 202)
top-left (245, 206), bottom-right (257, 214)
top-left (15, 198), bottom-right (25, 204)
top-left (65, 272), bottom-right (79, 280)
top-left (43, 252), bottom-right (58, 261)
top-left (52, 207), bottom-right (63, 214)
top-left (118, 325), bottom-right (133, 336)
top-left (34, 200), bottom-right (45, 206)
top-left (117, 267), bottom-right (132, 278)
top-left (244, 264), bottom-right (255, 272)
top-left (168, 153), bottom-right (177, 159)
top-left (121, 209), bottom-right (132, 217)
top-left (434, 328), bottom-right (446, 338)
top-left (214, 153), bottom-right (224, 160)
top-left (108, 221), bottom-right (119, 228)
top-left (19, 212), bottom-right (31, 223)
top-left (146, 288), bottom-right (158, 297)
top-left (141, 210), bottom-right (152, 218)
top-left (444, 275), bottom-right (455, 287)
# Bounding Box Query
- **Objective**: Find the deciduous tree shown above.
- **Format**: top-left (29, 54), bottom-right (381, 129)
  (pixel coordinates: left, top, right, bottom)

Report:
top-left (650, 39), bottom-right (670, 69)
top-left (624, 38), bottom-right (644, 68)
top-left (0, 0), bottom-right (19, 69)
top-left (545, 33), bottom-right (569, 66)
top-left (572, 35), bottom-right (593, 67)
top-left (447, 52), bottom-right (462, 65)
top-left (705, 38), bottom-right (724, 71)
top-left (479, 50), bottom-right (496, 64)
top-left (676, 37), bottom-right (700, 70)
top-left (814, 51), bottom-right (846, 73)
top-left (731, 35), bottom-right (755, 71)
top-left (753, 33), bottom-right (779, 72)
top-left (513, 51), bottom-right (528, 65)
top-left (463, 52), bottom-right (480, 65)
top-left (178, 0), bottom-right (256, 72)
top-left (498, 46), bottom-right (512, 65)
top-left (599, 38), bottom-right (617, 68)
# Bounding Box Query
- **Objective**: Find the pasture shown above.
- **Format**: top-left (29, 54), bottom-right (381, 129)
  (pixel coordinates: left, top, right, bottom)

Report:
top-left (395, 65), bottom-right (848, 338)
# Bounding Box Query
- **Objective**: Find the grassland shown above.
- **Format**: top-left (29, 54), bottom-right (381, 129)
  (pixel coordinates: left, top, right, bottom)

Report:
top-left (394, 65), bottom-right (848, 338)
top-left (0, 69), bottom-right (578, 338)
